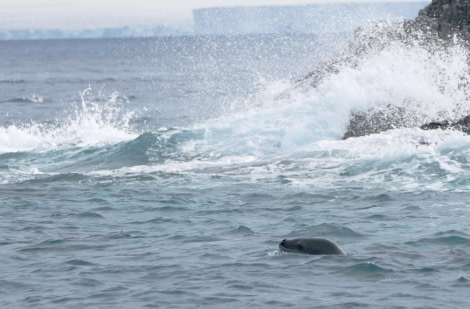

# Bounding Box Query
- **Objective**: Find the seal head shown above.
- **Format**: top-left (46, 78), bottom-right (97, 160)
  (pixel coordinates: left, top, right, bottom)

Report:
top-left (279, 237), bottom-right (345, 255)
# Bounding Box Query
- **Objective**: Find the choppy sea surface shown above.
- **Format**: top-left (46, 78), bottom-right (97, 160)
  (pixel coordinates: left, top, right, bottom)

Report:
top-left (2, 27), bottom-right (470, 308)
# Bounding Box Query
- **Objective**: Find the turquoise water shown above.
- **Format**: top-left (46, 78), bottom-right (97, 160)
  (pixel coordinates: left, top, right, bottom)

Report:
top-left (2, 30), bottom-right (470, 308)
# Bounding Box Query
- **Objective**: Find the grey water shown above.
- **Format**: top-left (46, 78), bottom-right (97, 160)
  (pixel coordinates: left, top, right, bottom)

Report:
top-left (2, 32), bottom-right (470, 308)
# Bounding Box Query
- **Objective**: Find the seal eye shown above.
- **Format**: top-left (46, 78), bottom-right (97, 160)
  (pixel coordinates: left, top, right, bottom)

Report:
top-left (296, 244), bottom-right (304, 251)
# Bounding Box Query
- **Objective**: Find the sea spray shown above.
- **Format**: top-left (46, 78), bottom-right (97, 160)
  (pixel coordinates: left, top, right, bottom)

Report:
top-left (173, 20), bottom-right (470, 163)
top-left (64, 87), bottom-right (137, 147)
top-left (287, 20), bottom-right (470, 138)
top-left (0, 87), bottom-right (137, 153)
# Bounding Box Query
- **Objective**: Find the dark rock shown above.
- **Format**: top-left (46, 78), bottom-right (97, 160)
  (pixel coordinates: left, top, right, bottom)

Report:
top-left (420, 120), bottom-right (451, 130)
top-left (457, 114), bottom-right (470, 126)
top-left (421, 115), bottom-right (470, 134)
top-left (342, 105), bottom-right (411, 139)
top-left (415, 0), bottom-right (470, 42)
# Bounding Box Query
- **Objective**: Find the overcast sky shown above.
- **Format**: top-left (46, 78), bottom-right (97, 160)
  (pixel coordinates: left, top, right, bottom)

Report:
top-left (1, 0), bottom-right (430, 30)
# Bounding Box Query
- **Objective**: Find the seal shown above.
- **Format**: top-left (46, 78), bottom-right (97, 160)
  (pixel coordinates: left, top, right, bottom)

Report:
top-left (279, 237), bottom-right (345, 255)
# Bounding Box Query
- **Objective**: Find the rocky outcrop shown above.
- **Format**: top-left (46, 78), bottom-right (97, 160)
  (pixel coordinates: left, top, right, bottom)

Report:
top-left (421, 115), bottom-right (470, 133)
top-left (415, 0), bottom-right (470, 42)
top-left (342, 106), bottom-right (410, 140)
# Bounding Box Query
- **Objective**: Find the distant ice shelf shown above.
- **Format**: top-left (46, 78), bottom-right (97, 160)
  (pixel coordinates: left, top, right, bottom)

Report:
top-left (0, 25), bottom-right (193, 41)
top-left (0, 2), bottom-right (430, 40)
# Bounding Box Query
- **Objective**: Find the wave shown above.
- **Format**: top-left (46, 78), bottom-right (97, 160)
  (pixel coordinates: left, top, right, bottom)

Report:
top-left (51, 129), bottom-right (205, 173)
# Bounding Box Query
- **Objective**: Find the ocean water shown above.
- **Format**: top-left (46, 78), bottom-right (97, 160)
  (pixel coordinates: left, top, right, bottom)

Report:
top-left (2, 26), bottom-right (470, 308)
